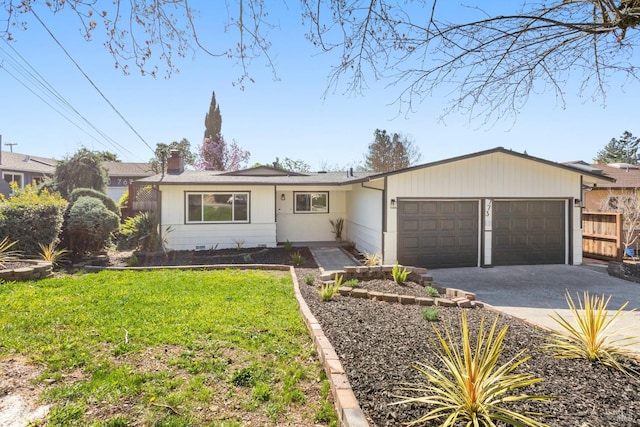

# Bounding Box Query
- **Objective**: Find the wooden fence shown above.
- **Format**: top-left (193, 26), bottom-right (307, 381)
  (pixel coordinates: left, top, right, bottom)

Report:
top-left (582, 212), bottom-right (623, 261)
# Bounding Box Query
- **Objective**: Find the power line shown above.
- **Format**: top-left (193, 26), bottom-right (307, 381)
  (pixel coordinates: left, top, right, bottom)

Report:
top-left (30, 8), bottom-right (156, 156)
top-left (0, 40), bottom-right (135, 158)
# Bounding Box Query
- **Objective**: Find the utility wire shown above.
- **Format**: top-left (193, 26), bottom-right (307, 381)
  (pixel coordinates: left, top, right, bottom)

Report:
top-left (31, 8), bottom-right (156, 155)
top-left (0, 40), bottom-right (135, 158)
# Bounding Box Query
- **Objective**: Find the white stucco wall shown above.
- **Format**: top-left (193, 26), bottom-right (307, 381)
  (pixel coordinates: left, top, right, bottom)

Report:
top-left (275, 186), bottom-right (347, 242)
top-left (379, 152), bottom-right (585, 266)
top-left (159, 184), bottom-right (277, 250)
top-left (345, 183), bottom-right (383, 255)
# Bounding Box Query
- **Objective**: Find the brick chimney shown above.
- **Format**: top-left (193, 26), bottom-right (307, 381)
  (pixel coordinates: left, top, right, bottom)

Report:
top-left (167, 150), bottom-right (184, 174)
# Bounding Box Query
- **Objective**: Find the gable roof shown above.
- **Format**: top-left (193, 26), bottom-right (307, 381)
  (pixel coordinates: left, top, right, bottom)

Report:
top-left (0, 151), bottom-right (57, 175)
top-left (367, 147), bottom-right (615, 183)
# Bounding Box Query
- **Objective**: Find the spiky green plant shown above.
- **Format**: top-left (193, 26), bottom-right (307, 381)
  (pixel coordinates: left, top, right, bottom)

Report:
top-left (392, 262), bottom-right (410, 284)
top-left (344, 278), bottom-right (359, 288)
top-left (544, 291), bottom-right (638, 375)
top-left (0, 237), bottom-right (20, 268)
top-left (393, 311), bottom-right (551, 426)
top-left (37, 241), bottom-right (70, 266)
top-left (319, 275), bottom-right (343, 301)
top-left (290, 251), bottom-right (306, 266)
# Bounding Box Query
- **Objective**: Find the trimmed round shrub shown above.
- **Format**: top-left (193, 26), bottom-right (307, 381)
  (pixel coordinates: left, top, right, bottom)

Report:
top-left (70, 188), bottom-right (120, 218)
top-left (66, 196), bottom-right (119, 256)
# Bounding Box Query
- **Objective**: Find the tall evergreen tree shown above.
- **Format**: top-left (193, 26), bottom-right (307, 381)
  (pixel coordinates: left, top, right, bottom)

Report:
top-left (595, 131), bottom-right (639, 164)
top-left (196, 91), bottom-right (250, 171)
top-left (204, 91), bottom-right (222, 140)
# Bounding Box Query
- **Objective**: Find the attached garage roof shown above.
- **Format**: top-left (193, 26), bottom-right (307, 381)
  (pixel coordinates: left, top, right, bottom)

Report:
top-left (368, 147), bottom-right (615, 184)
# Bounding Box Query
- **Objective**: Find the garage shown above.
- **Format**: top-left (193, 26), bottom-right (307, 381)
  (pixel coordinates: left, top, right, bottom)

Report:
top-left (492, 200), bottom-right (565, 265)
top-left (397, 200), bottom-right (479, 268)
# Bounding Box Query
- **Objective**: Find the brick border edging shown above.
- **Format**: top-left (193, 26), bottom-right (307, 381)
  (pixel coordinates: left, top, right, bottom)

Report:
top-left (290, 266), bottom-right (370, 427)
top-left (0, 260), bottom-right (53, 282)
top-left (85, 263), bottom-right (369, 426)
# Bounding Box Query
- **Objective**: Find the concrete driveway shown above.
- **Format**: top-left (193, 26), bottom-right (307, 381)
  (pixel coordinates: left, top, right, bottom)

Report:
top-left (429, 264), bottom-right (640, 354)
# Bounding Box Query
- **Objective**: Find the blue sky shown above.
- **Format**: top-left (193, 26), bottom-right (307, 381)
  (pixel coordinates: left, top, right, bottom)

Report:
top-left (0, 2), bottom-right (638, 169)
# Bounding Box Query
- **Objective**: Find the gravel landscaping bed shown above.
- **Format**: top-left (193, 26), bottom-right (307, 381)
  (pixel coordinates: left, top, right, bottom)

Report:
top-left (297, 267), bottom-right (640, 427)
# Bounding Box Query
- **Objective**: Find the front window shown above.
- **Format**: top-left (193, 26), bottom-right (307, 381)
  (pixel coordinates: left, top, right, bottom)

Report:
top-left (3, 173), bottom-right (23, 188)
top-left (295, 192), bottom-right (329, 213)
top-left (186, 192), bottom-right (249, 223)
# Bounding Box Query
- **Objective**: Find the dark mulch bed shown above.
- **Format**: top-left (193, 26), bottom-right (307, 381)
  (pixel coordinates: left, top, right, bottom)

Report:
top-left (105, 248), bottom-right (640, 426)
top-left (111, 246), bottom-right (317, 269)
top-left (297, 267), bottom-right (640, 427)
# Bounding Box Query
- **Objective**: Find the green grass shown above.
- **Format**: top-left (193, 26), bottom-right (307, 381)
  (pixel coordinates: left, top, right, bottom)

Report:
top-left (0, 269), bottom-right (333, 426)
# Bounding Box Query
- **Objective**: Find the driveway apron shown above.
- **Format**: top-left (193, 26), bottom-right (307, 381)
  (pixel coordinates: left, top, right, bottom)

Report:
top-left (430, 264), bottom-right (640, 354)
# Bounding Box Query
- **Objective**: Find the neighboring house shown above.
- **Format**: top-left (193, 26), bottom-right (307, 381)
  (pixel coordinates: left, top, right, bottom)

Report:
top-left (0, 150), bottom-right (155, 202)
top-left (136, 147), bottom-right (612, 268)
top-left (565, 161), bottom-right (640, 212)
top-left (102, 161), bottom-right (155, 202)
top-left (0, 151), bottom-right (56, 197)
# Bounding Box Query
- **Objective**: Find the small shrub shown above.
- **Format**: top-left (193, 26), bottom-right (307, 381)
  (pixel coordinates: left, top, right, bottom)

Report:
top-left (363, 251), bottom-right (381, 266)
top-left (38, 241), bottom-right (69, 266)
top-left (0, 184), bottom-right (66, 257)
top-left (304, 274), bottom-right (315, 285)
top-left (329, 217), bottom-right (344, 240)
top-left (544, 291), bottom-right (639, 375)
top-left (393, 310), bottom-right (551, 426)
top-left (425, 286), bottom-right (440, 298)
top-left (252, 382), bottom-right (272, 402)
top-left (65, 196), bottom-right (120, 256)
top-left (243, 254), bottom-right (253, 263)
top-left (290, 251), bottom-right (306, 266)
top-left (209, 244), bottom-right (219, 252)
top-left (344, 278), bottom-right (359, 288)
top-left (231, 366), bottom-right (258, 387)
top-left (320, 275), bottom-right (343, 301)
top-left (392, 262), bottom-right (410, 284)
top-left (284, 240), bottom-right (293, 251)
top-left (233, 239), bottom-right (245, 250)
top-left (127, 253), bottom-right (138, 267)
top-left (422, 307), bottom-right (439, 322)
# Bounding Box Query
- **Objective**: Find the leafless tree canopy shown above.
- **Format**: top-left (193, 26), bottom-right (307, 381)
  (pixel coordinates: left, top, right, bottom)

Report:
top-left (3, 1), bottom-right (640, 120)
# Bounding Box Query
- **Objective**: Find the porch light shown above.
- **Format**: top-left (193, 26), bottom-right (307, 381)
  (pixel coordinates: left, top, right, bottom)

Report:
top-left (574, 199), bottom-right (581, 206)
top-left (390, 198), bottom-right (396, 208)
top-left (281, 193), bottom-right (285, 201)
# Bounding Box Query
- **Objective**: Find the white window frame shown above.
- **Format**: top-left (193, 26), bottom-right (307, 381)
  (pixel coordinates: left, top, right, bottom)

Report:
top-left (3, 172), bottom-right (24, 189)
top-left (186, 192), bottom-right (250, 223)
top-left (294, 192), bottom-right (329, 214)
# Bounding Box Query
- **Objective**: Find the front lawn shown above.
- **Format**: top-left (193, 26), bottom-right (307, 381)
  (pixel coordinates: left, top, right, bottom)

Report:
top-left (0, 269), bottom-right (335, 426)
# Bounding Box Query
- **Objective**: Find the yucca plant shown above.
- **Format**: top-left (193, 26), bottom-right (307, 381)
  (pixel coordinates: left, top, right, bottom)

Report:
top-left (319, 275), bottom-right (343, 301)
top-left (363, 251), bottom-right (381, 266)
top-left (392, 262), bottom-right (410, 284)
top-left (290, 250), bottom-right (306, 266)
top-left (544, 291), bottom-right (638, 375)
top-left (0, 237), bottom-right (20, 268)
top-left (38, 241), bottom-right (70, 267)
top-left (393, 311), bottom-right (551, 426)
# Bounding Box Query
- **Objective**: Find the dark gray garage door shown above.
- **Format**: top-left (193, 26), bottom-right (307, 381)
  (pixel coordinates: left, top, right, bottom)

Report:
top-left (492, 200), bottom-right (565, 265)
top-left (398, 200), bottom-right (479, 268)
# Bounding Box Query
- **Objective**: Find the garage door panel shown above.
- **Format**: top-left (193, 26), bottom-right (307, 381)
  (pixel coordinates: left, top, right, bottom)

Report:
top-left (398, 200), bottom-right (479, 269)
top-left (402, 202), bottom-right (420, 215)
top-left (493, 200), bottom-right (565, 266)
top-left (401, 219), bottom-right (419, 232)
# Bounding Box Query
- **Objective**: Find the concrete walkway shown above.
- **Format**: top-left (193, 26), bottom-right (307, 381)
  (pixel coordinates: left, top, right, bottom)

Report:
top-left (309, 247), bottom-right (361, 273)
top-left (430, 264), bottom-right (640, 354)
